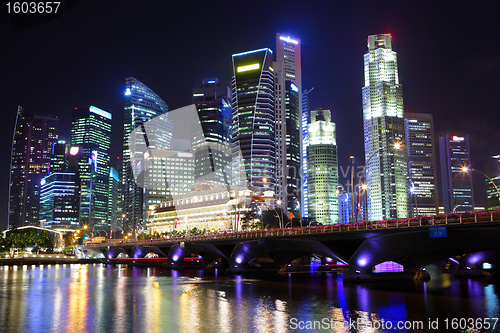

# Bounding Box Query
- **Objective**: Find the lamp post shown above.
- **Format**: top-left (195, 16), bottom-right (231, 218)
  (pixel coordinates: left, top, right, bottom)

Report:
top-left (257, 206), bottom-right (263, 230)
top-left (357, 142), bottom-right (401, 222)
top-left (275, 199), bottom-right (283, 228)
top-left (462, 167), bottom-right (500, 207)
top-left (409, 179), bottom-right (419, 217)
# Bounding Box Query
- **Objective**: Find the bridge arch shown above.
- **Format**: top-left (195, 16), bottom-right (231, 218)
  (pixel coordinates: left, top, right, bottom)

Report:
top-left (345, 225), bottom-right (500, 281)
top-left (227, 239), bottom-right (344, 273)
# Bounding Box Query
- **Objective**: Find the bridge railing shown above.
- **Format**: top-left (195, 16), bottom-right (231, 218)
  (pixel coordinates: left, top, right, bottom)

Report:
top-left (90, 211), bottom-right (500, 247)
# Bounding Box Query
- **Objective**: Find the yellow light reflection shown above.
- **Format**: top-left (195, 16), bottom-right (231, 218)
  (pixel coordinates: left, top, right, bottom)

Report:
top-left (67, 265), bottom-right (88, 332)
top-left (179, 284), bottom-right (201, 333)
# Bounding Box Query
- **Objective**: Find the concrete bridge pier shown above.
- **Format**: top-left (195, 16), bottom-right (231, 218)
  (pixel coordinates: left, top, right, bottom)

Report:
top-left (455, 250), bottom-right (500, 277)
top-left (167, 243), bottom-right (228, 269)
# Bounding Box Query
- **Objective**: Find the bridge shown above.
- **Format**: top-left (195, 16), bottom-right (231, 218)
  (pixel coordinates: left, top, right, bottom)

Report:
top-left (83, 211), bottom-right (500, 281)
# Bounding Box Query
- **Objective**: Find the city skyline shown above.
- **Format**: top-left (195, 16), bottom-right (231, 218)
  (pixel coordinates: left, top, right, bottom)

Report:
top-left (2, 2), bottom-right (499, 229)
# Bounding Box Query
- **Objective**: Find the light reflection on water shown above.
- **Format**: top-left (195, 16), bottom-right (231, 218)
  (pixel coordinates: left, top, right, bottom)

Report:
top-left (0, 264), bottom-right (499, 332)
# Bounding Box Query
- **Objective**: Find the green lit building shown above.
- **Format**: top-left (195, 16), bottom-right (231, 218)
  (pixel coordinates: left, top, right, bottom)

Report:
top-left (70, 106), bottom-right (112, 230)
top-left (307, 109), bottom-right (338, 224)
top-left (362, 34), bottom-right (408, 220)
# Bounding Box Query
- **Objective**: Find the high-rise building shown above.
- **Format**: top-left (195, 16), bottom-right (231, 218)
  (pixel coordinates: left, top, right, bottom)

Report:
top-left (307, 109), bottom-right (338, 224)
top-left (301, 88), bottom-right (313, 218)
top-left (274, 34), bottom-right (302, 216)
top-left (439, 134), bottom-right (474, 213)
top-left (405, 112), bottom-right (439, 216)
top-left (9, 108), bottom-right (59, 227)
top-left (231, 48), bottom-right (276, 192)
top-left (123, 77), bottom-right (171, 230)
top-left (484, 156), bottom-right (500, 211)
top-left (192, 78), bottom-right (232, 187)
top-left (107, 167), bottom-right (119, 232)
top-left (143, 149), bottom-right (194, 207)
top-left (39, 143), bottom-right (82, 230)
top-left (338, 191), bottom-right (363, 224)
top-left (362, 34), bottom-right (408, 221)
top-left (71, 106), bottom-right (112, 230)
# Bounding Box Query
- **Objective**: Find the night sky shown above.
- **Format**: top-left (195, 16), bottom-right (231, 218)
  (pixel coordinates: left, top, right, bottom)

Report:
top-left (1, 1), bottom-right (499, 230)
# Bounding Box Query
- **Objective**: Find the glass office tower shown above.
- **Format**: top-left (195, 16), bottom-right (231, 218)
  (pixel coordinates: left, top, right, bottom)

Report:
top-left (405, 112), bottom-right (439, 216)
top-left (71, 106), bottom-right (112, 230)
top-left (9, 108), bottom-right (59, 227)
top-left (231, 48), bottom-right (276, 192)
top-left (274, 34), bottom-right (302, 216)
top-left (123, 77), bottom-right (172, 230)
top-left (439, 134), bottom-right (474, 214)
top-left (307, 109), bottom-right (338, 224)
top-left (192, 78), bottom-right (232, 187)
top-left (362, 34), bottom-right (408, 220)
top-left (40, 143), bottom-right (82, 230)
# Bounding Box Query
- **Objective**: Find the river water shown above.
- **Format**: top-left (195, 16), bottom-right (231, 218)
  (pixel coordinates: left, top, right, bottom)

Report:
top-left (0, 263), bottom-right (499, 332)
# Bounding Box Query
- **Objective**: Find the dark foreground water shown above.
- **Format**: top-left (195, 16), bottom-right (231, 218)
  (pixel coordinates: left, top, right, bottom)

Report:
top-left (0, 263), bottom-right (499, 332)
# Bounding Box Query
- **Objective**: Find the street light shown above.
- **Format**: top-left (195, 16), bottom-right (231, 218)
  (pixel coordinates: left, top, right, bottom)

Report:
top-left (357, 142), bottom-right (402, 222)
top-left (275, 199), bottom-right (283, 228)
top-left (462, 167), bottom-right (500, 206)
top-left (409, 179), bottom-right (419, 217)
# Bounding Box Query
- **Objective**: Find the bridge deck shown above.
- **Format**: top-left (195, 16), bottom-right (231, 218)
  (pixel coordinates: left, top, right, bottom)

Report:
top-left (90, 211), bottom-right (500, 248)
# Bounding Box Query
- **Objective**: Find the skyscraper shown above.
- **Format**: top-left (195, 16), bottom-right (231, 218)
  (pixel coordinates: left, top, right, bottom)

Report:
top-left (362, 34), bottom-right (408, 221)
top-left (123, 77), bottom-right (171, 230)
top-left (107, 167), bottom-right (119, 232)
top-left (301, 88), bottom-right (313, 218)
top-left (9, 108), bottom-right (59, 227)
top-left (39, 142), bottom-right (82, 230)
top-left (307, 109), bottom-right (338, 224)
top-left (192, 78), bottom-right (232, 187)
top-left (405, 112), bottom-right (439, 216)
top-left (274, 34), bottom-right (302, 216)
top-left (71, 106), bottom-right (112, 230)
top-left (231, 48), bottom-right (276, 192)
top-left (484, 157), bottom-right (500, 210)
top-left (439, 134), bottom-right (474, 213)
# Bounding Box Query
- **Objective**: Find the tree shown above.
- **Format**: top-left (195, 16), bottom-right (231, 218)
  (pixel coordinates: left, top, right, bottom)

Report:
top-left (240, 202), bottom-right (262, 230)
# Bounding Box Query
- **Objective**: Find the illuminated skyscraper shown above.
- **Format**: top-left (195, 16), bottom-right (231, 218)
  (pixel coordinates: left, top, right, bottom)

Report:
top-left (107, 167), bottom-right (119, 232)
top-left (274, 34), bottom-right (302, 216)
top-left (9, 108), bottom-right (59, 227)
top-left (307, 109), bottom-right (338, 224)
top-left (362, 34), bottom-right (408, 220)
top-left (40, 143), bottom-right (82, 230)
top-left (405, 112), bottom-right (439, 216)
top-left (231, 48), bottom-right (276, 192)
top-left (439, 134), bottom-right (474, 213)
top-left (192, 78), bottom-right (232, 187)
top-left (301, 88), bottom-right (313, 218)
top-left (123, 77), bottom-right (172, 230)
top-left (71, 106), bottom-right (112, 230)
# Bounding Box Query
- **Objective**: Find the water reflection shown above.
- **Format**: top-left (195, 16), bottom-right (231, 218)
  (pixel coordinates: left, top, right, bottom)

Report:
top-left (1, 264), bottom-right (500, 332)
